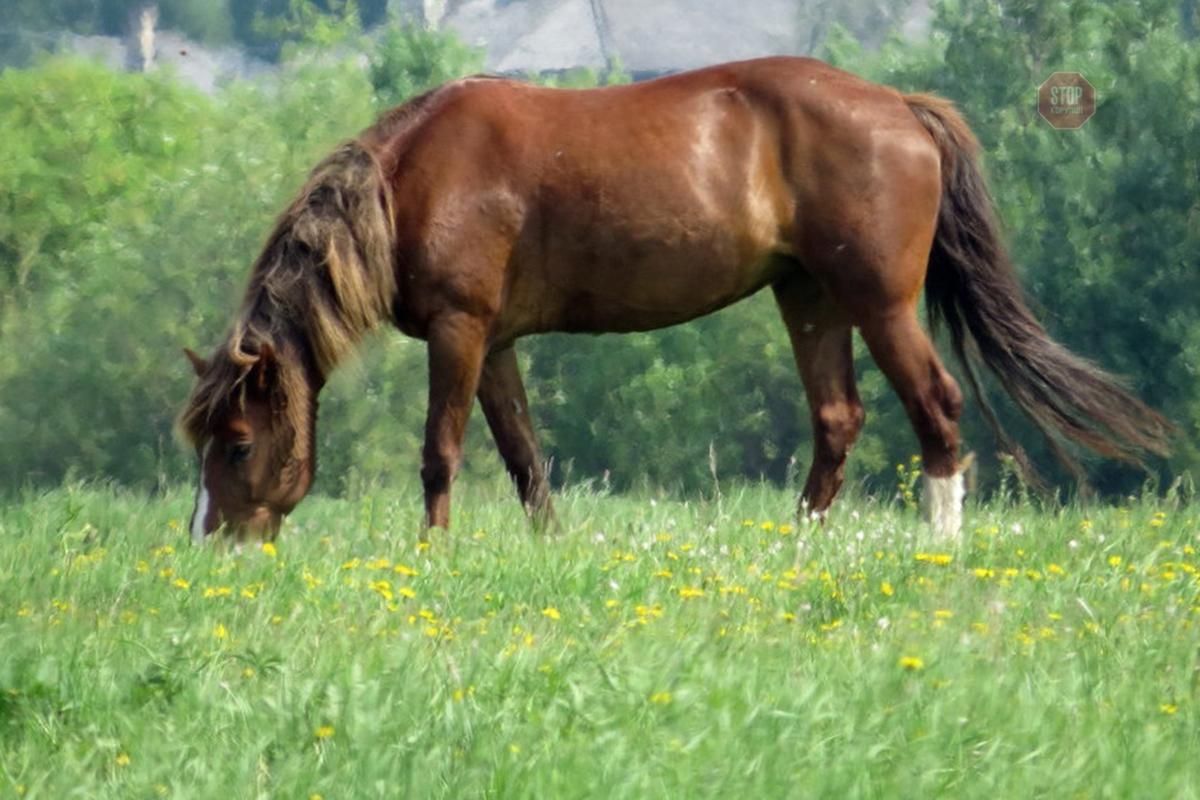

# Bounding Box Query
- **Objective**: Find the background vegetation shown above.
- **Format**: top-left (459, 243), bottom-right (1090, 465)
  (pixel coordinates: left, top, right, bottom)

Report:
top-left (0, 0), bottom-right (1196, 500)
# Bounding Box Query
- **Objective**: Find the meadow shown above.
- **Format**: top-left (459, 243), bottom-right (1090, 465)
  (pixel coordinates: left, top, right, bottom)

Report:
top-left (1, 476), bottom-right (1198, 799)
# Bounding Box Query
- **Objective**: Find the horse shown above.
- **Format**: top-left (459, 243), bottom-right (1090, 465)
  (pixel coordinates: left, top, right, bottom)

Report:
top-left (178, 56), bottom-right (1171, 543)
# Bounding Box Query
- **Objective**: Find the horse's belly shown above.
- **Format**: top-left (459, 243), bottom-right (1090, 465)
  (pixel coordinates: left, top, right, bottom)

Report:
top-left (537, 241), bottom-right (790, 333)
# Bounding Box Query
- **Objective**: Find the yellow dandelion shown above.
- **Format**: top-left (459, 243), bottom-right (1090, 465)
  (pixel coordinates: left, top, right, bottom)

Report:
top-left (212, 623), bottom-right (228, 640)
top-left (934, 609), bottom-right (954, 620)
top-left (1160, 703), bottom-right (1178, 715)
top-left (653, 569), bottom-right (673, 579)
top-left (915, 553), bottom-right (953, 566)
top-left (172, 577), bottom-right (190, 590)
top-left (678, 587), bottom-right (705, 599)
top-left (115, 752), bottom-right (131, 767)
top-left (649, 691), bottom-right (673, 705)
top-left (314, 725), bottom-right (335, 740)
top-left (398, 586), bottom-right (416, 599)
top-left (394, 563), bottom-right (419, 577)
top-left (880, 581), bottom-right (895, 596)
top-left (261, 542), bottom-right (277, 558)
top-left (1108, 555), bottom-right (1123, 568)
top-left (542, 607), bottom-right (561, 621)
top-left (899, 655), bottom-right (925, 671)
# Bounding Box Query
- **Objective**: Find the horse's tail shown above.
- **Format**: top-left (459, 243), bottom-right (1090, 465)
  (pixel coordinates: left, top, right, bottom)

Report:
top-left (904, 92), bottom-right (1173, 477)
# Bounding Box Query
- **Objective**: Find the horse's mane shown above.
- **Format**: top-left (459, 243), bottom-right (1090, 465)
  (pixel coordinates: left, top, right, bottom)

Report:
top-left (178, 139), bottom-right (398, 447)
top-left (178, 83), bottom-right (482, 448)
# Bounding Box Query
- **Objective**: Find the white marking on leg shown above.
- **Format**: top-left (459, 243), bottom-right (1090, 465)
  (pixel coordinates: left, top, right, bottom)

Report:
top-left (191, 442), bottom-right (212, 544)
top-left (924, 472), bottom-right (964, 541)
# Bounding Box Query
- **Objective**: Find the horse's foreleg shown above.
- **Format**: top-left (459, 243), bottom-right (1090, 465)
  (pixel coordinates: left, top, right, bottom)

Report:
top-left (421, 313), bottom-right (488, 535)
top-left (477, 345), bottom-right (555, 530)
top-left (773, 278), bottom-right (864, 517)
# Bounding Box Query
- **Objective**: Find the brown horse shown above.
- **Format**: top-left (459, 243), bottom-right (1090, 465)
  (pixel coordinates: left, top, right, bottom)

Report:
top-left (179, 56), bottom-right (1171, 543)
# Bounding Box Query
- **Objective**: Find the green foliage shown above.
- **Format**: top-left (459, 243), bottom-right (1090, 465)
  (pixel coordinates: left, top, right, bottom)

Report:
top-left (230, 0), bottom-right (387, 60)
top-left (0, 4), bottom-right (1196, 499)
top-left (0, 54), bottom-right (377, 489)
top-left (368, 25), bottom-right (485, 110)
top-left (825, 0), bottom-right (1199, 493)
top-left (251, 0), bottom-right (361, 55)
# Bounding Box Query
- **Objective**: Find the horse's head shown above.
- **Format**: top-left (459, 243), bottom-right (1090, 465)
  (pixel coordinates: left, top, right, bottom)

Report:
top-left (180, 343), bottom-right (315, 543)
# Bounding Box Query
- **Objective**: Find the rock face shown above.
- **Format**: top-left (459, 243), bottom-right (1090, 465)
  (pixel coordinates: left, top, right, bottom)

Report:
top-left (434, 0), bottom-right (806, 73)
top-left (446, 0), bottom-right (607, 72)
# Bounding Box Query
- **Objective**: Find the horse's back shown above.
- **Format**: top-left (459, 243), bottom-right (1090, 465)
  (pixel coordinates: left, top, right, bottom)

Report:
top-left (372, 58), bottom-right (939, 340)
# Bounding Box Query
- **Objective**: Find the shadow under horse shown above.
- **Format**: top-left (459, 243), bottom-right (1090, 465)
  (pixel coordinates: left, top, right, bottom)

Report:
top-left (178, 57), bottom-right (1172, 543)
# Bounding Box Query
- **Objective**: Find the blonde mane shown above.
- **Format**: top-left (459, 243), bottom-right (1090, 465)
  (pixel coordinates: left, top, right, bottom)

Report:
top-left (178, 140), bottom-right (397, 448)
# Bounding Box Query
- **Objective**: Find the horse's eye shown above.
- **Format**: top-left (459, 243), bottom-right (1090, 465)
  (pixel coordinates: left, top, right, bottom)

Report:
top-left (228, 442), bottom-right (252, 465)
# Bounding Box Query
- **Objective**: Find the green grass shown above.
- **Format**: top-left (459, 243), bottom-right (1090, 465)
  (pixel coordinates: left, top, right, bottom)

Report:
top-left (2, 479), bottom-right (1199, 798)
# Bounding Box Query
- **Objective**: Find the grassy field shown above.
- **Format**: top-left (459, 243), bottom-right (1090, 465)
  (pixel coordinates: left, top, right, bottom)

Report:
top-left (1, 478), bottom-right (1198, 799)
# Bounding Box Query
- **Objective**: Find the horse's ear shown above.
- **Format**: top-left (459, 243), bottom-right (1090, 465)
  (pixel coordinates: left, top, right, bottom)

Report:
top-left (184, 348), bottom-right (208, 377)
top-left (251, 343), bottom-right (276, 393)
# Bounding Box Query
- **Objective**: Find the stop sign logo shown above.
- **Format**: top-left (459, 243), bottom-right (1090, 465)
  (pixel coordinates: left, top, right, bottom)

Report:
top-left (1038, 72), bottom-right (1096, 130)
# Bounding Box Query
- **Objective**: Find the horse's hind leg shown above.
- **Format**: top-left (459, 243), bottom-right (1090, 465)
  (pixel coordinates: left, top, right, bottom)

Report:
top-left (790, 128), bottom-right (963, 536)
top-left (477, 345), bottom-right (555, 529)
top-left (773, 276), bottom-right (865, 517)
top-left (857, 307), bottom-right (965, 538)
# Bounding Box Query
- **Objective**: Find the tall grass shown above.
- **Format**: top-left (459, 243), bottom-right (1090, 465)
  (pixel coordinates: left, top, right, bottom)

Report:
top-left (1, 480), bottom-right (1197, 798)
